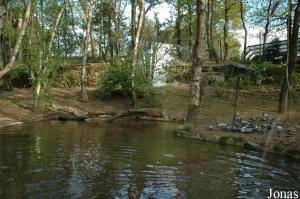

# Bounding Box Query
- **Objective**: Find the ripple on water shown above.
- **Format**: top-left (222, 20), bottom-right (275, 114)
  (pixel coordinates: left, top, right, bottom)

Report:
top-left (0, 121), bottom-right (299, 199)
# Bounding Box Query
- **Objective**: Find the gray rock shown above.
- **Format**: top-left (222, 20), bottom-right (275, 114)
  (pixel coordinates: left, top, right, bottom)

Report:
top-left (275, 125), bottom-right (283, 134)
top-left (207, 125), bottom-right (215, 131)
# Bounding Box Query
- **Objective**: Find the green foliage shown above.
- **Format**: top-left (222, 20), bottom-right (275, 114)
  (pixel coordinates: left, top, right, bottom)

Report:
top-left (99, 61), bottom-right (153, 99)
top-left (162, 59), bottom-right (191, 83)
top-left (31, 57), bottom-right (62, 109)
top-left (10, 64), bottom-right (31, 88)
top-left (249, 62), bottom-right (283, 86)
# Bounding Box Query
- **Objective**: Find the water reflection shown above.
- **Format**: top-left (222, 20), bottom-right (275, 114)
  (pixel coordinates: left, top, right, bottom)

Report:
top-left (0, 121), bottom-right (299, 199)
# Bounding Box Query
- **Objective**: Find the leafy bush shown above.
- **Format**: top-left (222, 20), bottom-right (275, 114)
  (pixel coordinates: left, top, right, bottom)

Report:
top-left (162, 59), bottom-right (191, 83)
top-left (249, 62), bottom-right (283, 86)
top-left (99, 61), bottom-right (153, 99)
top-left (11, 64), bottom-right (31, 88)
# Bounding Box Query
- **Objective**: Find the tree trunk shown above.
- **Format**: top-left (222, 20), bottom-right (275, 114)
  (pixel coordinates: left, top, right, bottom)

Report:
top-left (98, 0), bottom-right (104, 59)
top-left (187, 1), bottom-right (193, 58)
top-left (206, 0), bottom-right (219, 64)
top-left (223, 0), bottom-right (229, 63)
top-left (0, 0), bottom-right (10, 33)
top-left (186, 0), bottom-right (206, 122)
top-left (131, 0), bottom-right (137, 50)
top-left (90, 23), bottom-right (99, 60)
top-left (17, 0), bottom-right (23, 63)
top-left (240, 0), bottom-right (247, 63)
top-left (279, 0), bottom-right (300, 113)
top-left (108, 3), bottom-right (114, 62)
top-left (81, 0), bottom-right (96, 103)
top-left (0, 0), bottom-right (32, 79)
top-left (131, 0), bottom-right (145, 105)
top-left (175, 0), bottom-right (183, 58)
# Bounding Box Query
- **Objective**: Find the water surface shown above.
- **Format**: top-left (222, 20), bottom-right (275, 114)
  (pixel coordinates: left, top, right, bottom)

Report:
top-left (0, 120), bottom-right (299, 198)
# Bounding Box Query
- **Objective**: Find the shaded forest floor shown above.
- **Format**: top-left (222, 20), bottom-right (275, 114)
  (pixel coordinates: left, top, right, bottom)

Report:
top-left (0, 85), bottom-right (299, 158)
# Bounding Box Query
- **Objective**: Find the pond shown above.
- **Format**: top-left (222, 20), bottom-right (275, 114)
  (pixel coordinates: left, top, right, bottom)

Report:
top-left (0, 121), bottom-right (299, 199)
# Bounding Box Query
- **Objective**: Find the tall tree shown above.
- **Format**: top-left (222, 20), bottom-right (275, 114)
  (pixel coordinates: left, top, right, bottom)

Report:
top-left (279, 0), bottom-right (300, 113)
top-left (17, 0), bottom-right (23, 62)
top-left (35, 3), bottom-right (65, 106)
top-left (131, 0), bottom-right (137, 49)
top-left (131, 0), bottom-right (145, 105)
top-left (239, 0), bottom-right (247, 63)
top-left (175, 0), bottom-right (183, 58)
top-left (81, 0), bottom-right (96, 102)
top-left (187, 0), bottom-right (193, 57)
top-left (98, 0), bottom-right (104, 59)
top-left (0, 0), bottom-right (11, 33)
top-left (223, 0), bottom-right (229, 63)
top-left (186, 0), bottom-right (206, 122)
top-left (206, 0), bottom-right (219, 64)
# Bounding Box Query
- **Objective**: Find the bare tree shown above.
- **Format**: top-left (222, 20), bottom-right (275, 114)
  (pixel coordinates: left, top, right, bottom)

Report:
top-left (262, 0), bottom-right (281, 59)
top-left (131, 0), bottom-right (145, 105)
top-left (186, 0), bottom-right (206, 122)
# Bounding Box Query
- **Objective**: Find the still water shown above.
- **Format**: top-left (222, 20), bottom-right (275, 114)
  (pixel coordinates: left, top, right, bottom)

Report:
top-left (0, 120), bottom-right (299, 199)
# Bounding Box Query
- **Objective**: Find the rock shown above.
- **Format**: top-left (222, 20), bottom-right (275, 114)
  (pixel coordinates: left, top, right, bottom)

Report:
top-left (207, 125), bottom-right (215, 131)
top-left (275, 125), bottom-right (283, 134)
top-left (260, 113), bottom-right (269, 122)
top-left (295, 124), bottom-right (300, 130)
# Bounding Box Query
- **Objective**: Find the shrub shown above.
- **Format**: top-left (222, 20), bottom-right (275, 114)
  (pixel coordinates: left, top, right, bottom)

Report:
top-left (99, 61), bottom-right (153, 99)
top-left (11, 64), bottom-right (31, 88)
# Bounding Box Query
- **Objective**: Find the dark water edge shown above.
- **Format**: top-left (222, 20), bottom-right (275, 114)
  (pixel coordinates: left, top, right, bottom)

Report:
top-left (0, 120), bottom-right (299, 199)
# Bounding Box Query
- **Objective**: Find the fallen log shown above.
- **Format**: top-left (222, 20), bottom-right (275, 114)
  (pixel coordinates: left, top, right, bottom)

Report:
top-left (107, 108), bottom-right (166, 121)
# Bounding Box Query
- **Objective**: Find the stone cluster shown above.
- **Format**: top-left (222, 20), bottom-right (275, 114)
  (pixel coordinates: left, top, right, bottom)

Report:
top-left (208, 113), bottom-right (284, 134)
top-left (217, 120), bottom-right (283, 134)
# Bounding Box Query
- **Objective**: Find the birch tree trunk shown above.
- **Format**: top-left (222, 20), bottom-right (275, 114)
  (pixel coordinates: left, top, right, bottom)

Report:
top-left (186, 0), bottom-right (206, 122)
top-left (81, 0), bottom-right (96, 102)
top-left (17, 0), bottom-right (23, 63)
top-left (131, 0), bottom-right (145, 105)
top-left (279, 0), bottom-right (300, 113)
top-left (0, 0), bottom-right (32, 79)
top-left (35, 4), bottom-right (64, 105)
